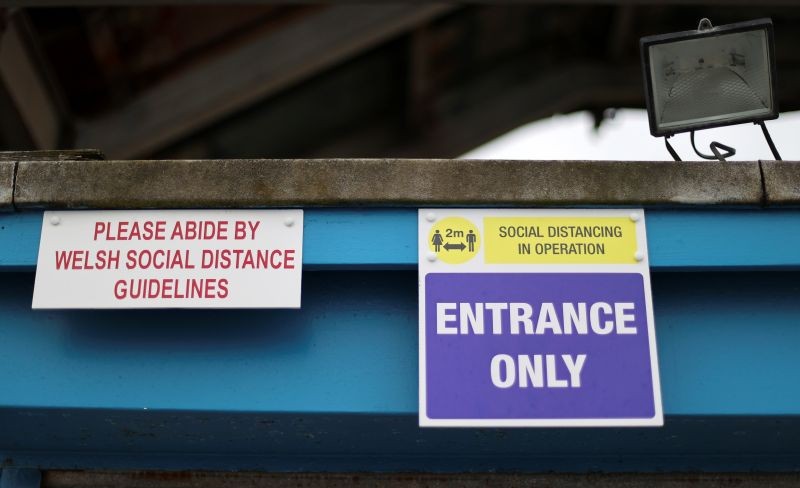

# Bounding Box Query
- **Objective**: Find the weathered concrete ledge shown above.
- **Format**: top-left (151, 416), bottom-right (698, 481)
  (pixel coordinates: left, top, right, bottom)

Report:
top-left (0, 150), bottom-right (105, 212)
top-left (762, 161), bottom-right (800, 205)
top-left (0, 161), bottom-right (14, 212)
top-left (0, 149), bottom-right (105, 162)
top-left (12, 159), bottom-right (765, 209)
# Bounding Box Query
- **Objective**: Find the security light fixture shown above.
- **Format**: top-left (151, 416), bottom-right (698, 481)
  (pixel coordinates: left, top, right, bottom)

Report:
top-left (641, 18), bottom-right (782, 161)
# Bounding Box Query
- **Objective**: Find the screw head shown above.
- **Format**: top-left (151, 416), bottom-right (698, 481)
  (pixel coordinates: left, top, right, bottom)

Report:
top-left (635, 251), bottom-right (644, 262)
top-left (284, 217), bottom-right (294, 227)
top-left (50, 216), bottom-right (61, 226)
top-left (630, 213), bottom-right (640, 222)
top-left (426, 252), bottom-right (437, 262)
top-left (425, 212), bottom-right (436, 222)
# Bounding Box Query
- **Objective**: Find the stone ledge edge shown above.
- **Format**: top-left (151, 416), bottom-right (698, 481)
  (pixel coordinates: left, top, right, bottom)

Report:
top-left (2, 158), bottom-right (795, 209)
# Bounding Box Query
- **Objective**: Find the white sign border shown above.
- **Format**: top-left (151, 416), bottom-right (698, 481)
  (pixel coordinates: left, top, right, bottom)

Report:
top-left (418, 208), bottom-right (663, 428)
top-left (32, 209), bottom-right (304, 310)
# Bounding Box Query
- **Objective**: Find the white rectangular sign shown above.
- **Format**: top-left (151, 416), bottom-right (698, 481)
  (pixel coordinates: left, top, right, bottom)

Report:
top-left (33, 210), bottom-right (303, 309)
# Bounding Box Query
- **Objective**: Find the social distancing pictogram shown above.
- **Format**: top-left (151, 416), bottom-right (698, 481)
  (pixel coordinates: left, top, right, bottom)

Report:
top-left (428, 217), bottom-right (480, 264)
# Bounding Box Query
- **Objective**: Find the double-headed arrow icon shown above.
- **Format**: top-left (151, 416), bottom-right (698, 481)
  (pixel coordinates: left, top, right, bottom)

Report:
top-left (444, 242), bottom-right (466, 251)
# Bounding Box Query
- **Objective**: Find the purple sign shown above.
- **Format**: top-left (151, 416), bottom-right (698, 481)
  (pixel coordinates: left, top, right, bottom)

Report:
top-left (422, 272), bottom-right (661, 426)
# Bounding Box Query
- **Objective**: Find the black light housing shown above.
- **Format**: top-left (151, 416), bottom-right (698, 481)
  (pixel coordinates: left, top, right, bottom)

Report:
top-left (640, 18), bottom-right (782, 161)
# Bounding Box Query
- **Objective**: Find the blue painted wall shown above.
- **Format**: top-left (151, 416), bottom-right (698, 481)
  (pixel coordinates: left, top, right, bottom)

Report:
top-left (4, 210), bottom-right (800, 269)
top-left (1, 270), bottom-right (799, 415)
top-left (1, 210), bottom-right (799, 472)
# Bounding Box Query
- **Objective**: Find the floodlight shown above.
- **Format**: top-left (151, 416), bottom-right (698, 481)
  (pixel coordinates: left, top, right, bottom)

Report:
top-left (641, 18), bottom-right (782, 161)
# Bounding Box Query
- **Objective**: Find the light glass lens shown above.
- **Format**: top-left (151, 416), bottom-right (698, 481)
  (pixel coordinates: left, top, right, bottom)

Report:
top-left (649, 28), bottom-right (772, 133)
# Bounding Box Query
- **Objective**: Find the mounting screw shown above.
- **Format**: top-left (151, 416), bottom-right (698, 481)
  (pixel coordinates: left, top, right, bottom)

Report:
top-left (630, 213), bottom-right (640, 222)
top-left (284, 217), bottom-right (294, 227)
top-left (426, 252), bottom-right (437, 262)
top-left (635, 251), bottom-right (644, 262)
top-left (50, 216), bottom-right (61, 226)
top-left (425, 212), bottom-right (436, 222)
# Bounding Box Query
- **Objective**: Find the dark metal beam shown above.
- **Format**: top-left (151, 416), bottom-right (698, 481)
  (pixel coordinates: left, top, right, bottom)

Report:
top-left (400, 63), bottom-right (643, 158)
top-left (0, 11), bottom-right (64, 150)
top-left (305, 61), bottom-right (643, 159)
top-left (36, 470), bottom-right (800, 488)
top-left (74, 4), bottom-right (456, 159)
top-left (7, 0), bottom-right (800, 6)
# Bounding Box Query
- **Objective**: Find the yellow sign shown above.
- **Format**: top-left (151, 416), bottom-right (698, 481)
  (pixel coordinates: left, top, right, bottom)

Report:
top-left (428, 217), bottom-right (480, 264)
top-left (484, 217), bottom-right (638, 264)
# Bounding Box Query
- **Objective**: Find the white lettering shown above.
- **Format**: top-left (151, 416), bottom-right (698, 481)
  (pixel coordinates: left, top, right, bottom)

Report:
top-left (615, 302), bottom-right (637, 334)
top-left (459, 302), bottom-right (484, 334)
top-left (509, 302), bottom-right (534, 334)
top-left (536, 303), bottom-right (563, 334)
top-left (546, 354), bottom-right (568, 387)
top-left (563, 302), bottom-right (588, 334)
top-left (436, 303), bottom-right (457, 334)
top-left (518, 354), bottom-right (544, 387)
top-left (439, 302), bottom-right (636, 335)
top-left (562, 354), bottom-right (587, 387)
top-left (486, 302), bottom-right (508, 334)
top-left (589, 302), bottom-right (614, 334)
top-left (490, 354), bottom-right (516, 388)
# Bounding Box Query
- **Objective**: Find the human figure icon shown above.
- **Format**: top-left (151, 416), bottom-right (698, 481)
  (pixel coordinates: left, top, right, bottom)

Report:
top-left (432, 230), bottom-right (444, 252)
top-left (466, 230), bottom-right (476, 252)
